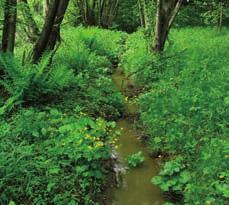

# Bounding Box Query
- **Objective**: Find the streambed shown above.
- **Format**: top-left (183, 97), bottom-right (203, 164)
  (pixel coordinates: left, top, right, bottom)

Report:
top-left (111, 70), bottom-right (165, 205)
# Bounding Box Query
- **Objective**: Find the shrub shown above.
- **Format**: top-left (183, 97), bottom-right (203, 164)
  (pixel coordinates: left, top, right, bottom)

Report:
top-left (120, 30), bottom-right (163, 86)
top-left (127, 151), bottom-right (145, 168)
top-left (0, 27), bottom-right (125, 120)
top-left (60, 26), bottom-right (127, 64)
top-left (53, 27), bottom-right (125, 119)
top-left (0, 54), bottom-right (76, 114)
top-left (0, 108), bottom-right (117, 205)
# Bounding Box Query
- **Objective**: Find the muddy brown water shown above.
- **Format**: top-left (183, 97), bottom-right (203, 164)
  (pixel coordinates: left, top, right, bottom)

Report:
top-left (111, 70), bottom-right (166, 205)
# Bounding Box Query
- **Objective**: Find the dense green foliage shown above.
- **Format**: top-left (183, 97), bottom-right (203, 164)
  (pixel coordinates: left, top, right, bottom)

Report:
top-left (121, 28), bottom-right (229, 204)
top-left (1, 0), bottom-right (229, 204)
top-left (0, 108), bottom-right (116, 204)
top-left (53, 27), bottom-right (125, 119)
top-left (120, 30), bottom-right (158, 85)
top-left (0, 27), bottom-right (124, 205)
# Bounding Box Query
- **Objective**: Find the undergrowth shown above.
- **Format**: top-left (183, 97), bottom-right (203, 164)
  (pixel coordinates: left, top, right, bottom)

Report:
top-left (0, 27), bottom-right (125, 205)
top-left (121, 28), bottom-right (229, 204)
top-left (0, 108), bottom-right (117, 204)
top-left (1, 24), bottom-right (228, 205)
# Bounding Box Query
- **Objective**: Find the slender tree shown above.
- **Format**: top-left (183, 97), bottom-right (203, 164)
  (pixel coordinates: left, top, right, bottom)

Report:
top-left (76, 0), bottom-right (119, 28)
top-left (1, 0), bottom-right (17, 54)
top-left (32, 0), bottom-right (70, 63)
top-left (138, 0), bottom-right (149, 29)
top-left (153, 0), bottom-right (183, 53)
top-left (218, 0), bottom-right (223, 30)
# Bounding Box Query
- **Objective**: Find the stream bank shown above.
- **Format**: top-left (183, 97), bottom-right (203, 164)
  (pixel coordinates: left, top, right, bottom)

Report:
top-left (110, 69), bottom-right (166, 205)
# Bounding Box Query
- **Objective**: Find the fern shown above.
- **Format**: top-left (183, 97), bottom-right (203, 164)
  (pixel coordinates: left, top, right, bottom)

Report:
top-left (33, 53), bottom-right (51, 80)
top-left (0, 54), bottom-right (77, 115)
top-left (48, 65), bottom-right (75, 89)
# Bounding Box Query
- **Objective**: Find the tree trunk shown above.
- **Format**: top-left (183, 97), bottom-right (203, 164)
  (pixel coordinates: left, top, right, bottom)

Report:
top-left (46, 0), bottom-right (70, 50)
top-left (153, 0), bottom-right (183, 53)
top-left (138, 0), bottom-right (148, 29)
top-left (77, 0), bottom-right (119, 28)
top-left (106, 0), bottom-right (119, 28)
top-left (218, 1), bottom-right (223, 30)
top-left (20, 0), bottom-right (40, 42)
top-left (1, 0), bottom-right (17, 54)
top-left (32, 0), bottom-right (69, 63)
top-left (43, 0), bottom-right (50, 17)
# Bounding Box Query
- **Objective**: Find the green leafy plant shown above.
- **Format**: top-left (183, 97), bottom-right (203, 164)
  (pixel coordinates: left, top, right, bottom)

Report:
top-left (0, 108), bottom-right (117, 205)
top-left (0, 54), bottom-right (76, 114)
top-left (127, 151), bottom-right (145, 168)
top-left (152, 156), bottom-right (191, 193)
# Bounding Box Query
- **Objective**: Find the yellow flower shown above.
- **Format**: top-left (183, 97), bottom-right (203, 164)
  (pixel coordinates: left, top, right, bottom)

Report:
top-left (85, 134), bottom-right (92, 140)
top-left (219, 175), bottom-right (224, 179)
top-left (95, 142), bottom-right (104, 148)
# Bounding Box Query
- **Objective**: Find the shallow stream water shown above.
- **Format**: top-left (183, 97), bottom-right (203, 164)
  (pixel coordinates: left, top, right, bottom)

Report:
top-left (111, 70), bottom-right (165, 205)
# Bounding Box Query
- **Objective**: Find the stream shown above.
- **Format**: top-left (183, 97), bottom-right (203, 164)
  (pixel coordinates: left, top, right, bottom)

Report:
top-left (111, 69), bottom-right (166, 205)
